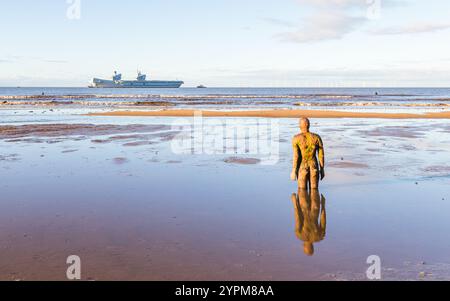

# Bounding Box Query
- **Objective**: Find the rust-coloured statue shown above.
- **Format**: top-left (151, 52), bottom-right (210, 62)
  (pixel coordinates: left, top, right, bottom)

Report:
top-left (291, 118), bottom-right (325, 189)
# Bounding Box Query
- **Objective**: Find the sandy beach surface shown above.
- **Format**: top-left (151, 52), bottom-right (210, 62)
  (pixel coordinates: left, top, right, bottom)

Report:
top-left (1, 109), bottom-right (450, 280)
top-left (88, 109), bottom-right (450, 119)
top-left (1, 88), bottom-right (450, 280)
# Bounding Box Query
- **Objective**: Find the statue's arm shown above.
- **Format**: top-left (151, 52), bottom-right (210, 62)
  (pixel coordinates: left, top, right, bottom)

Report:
top-left (317, 136), bottom-right (325, 180)
top-left (291, 137), bottom-right (301, 180)
top-left (319, 195), bottom-right (327, 236)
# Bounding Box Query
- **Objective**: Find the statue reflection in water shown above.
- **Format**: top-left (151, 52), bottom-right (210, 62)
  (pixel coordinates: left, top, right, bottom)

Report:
top-left (290, 117), bottom-right (327, 256)
top-left (291, 188), bottom-right (327, 256)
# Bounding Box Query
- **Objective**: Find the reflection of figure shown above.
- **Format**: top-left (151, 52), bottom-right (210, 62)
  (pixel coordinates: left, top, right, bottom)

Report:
top-left (291, 189), bottom-right (326, 256)
top-left (290, 118), bottom-right (325, 190)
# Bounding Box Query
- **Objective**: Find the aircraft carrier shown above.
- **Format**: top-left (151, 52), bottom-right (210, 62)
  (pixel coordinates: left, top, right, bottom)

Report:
top-left (89, 71), bottom-right (184, 88)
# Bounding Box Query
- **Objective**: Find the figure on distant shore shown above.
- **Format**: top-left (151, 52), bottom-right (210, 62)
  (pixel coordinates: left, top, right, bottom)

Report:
top-left (291, 188), bottom-right (327, 256)
top-left (291, 118), bottom-right (325, 189)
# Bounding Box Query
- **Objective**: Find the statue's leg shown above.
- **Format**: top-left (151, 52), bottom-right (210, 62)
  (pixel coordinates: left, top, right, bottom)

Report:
top-left (310, 165), bottom-right (320, 190)
top-left (298, 164), bottom-right (309, 190)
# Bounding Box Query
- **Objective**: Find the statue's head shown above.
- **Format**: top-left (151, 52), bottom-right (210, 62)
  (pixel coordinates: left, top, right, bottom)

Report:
top-left (303, 242), bottom-right (314, 256)
top-left (300, 117), bottom-right (310, 133)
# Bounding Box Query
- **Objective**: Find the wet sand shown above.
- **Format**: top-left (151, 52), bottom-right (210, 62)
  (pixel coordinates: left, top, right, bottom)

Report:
top-left (0, 124), bottom-right (171, 139)
top-left (1, 118), bottom-right (450, 281)
top-left (88, 109), bottom-right (450, 119)
top-left (223, 157), bottom-right (262, 165)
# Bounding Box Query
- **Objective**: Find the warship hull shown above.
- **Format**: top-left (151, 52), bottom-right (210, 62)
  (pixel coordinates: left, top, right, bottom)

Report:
top-left (89, 78), bottom-right (184, 88)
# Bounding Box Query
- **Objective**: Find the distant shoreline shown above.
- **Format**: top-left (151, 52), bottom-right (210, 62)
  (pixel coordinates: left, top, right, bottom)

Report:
top-left (1, 86), bottom-right (450, 89)
top-left (88, 109), bottom-right (450, 119)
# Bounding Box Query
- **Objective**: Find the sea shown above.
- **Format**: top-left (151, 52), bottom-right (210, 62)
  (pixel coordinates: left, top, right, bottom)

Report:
top-left (1, 87), bottom-right (450, 112)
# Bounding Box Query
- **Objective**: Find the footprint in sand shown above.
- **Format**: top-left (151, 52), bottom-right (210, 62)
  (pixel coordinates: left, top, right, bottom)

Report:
top-left (223, 157), bottom-right (261, 165)
top-left (113, 157), bottom-right (129, 165)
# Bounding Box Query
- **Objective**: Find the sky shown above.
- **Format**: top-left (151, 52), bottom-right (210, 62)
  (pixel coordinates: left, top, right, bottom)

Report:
top-left (1, 0), bottom-right (450, 87)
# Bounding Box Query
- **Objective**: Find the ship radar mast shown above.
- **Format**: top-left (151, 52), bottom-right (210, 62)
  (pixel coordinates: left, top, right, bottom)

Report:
top-left (136, 70), bottom-right (147, 81)
top-left (112, 71), bottom-right (122, 82)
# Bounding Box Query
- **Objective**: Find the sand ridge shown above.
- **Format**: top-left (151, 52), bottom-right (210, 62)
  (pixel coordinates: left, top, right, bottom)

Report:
top-left (88, 109), bottom-right (450, 119)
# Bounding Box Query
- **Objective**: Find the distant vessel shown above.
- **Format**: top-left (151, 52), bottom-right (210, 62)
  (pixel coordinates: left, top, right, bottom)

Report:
top-left (197, 85), bottom-right (207, 89)
top-left (89, 71), bottom-right (184, 88)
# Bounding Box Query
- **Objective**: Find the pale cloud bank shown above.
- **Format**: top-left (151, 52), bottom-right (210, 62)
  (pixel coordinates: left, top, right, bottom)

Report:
top-left (370, 22), bottom-right (450, 35)
top-left (275, 11), bottom-right (366, 43)
top-left (0, 56), bottom-right (69, 64)
top-left (272, 0), bottom-right (450, 43)
top-left (204, 66), bottom-right (450, 87)
top-left (274, 0), bottom-right (376, 43)
top-left (262, 17), bottom-right (296, 28)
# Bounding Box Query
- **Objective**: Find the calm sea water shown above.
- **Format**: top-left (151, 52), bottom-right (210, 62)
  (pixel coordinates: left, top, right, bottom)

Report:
top-left (1, 87), bottom-right (450, 98)
top-left (1, 87), bottom-right (450, 112)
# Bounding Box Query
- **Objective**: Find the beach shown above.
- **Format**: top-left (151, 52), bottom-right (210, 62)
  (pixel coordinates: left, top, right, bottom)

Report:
top-left (4, 0), bottom-right (450, 288)
top-left (1, 88), bottom-right (450, 280)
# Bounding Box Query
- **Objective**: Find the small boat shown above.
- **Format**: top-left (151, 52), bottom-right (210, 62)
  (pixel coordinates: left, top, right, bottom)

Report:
top-left (196, 85), bottom-right (207, 89)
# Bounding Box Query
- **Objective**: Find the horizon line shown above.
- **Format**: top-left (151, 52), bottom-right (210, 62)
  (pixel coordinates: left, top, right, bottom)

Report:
top-left (1, 86), bottom-right (450, 89)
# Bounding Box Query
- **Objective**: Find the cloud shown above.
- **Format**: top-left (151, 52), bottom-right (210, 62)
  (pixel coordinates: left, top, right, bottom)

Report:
top-left (208, 67), bottom-right (450, 87)
top-left (274, 0), bottom-right (371, 43)
top-left (296, 0), bottom-right (367, 8)
top-left (0, 56), bottom-right (69, 64)
top-left (43, 59), bottom-right (69, 64)
top-left (272, 0), bottom-right (406, 43)
top-left (296, 0), bottom-right (402, 9)
top-left (275, 12), bottom-right (366, 43)
top-left (370, 22), bottom-right (450, 35)
top-left (262, 17), bottom-right (296, 28)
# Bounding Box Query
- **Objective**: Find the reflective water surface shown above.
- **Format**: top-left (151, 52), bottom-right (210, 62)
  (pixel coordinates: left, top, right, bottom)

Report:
top-left (0, 117), bottom-right (449, 280)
